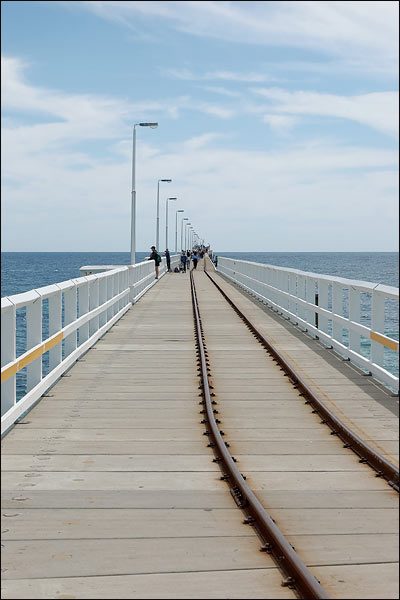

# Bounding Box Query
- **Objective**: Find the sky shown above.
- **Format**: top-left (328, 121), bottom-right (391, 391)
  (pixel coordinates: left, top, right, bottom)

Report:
top-left (1, 0), bottom-right (399, 252)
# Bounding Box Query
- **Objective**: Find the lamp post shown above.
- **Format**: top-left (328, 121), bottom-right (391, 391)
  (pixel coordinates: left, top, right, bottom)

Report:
top-left (175, 210), bottom-right (184, 253)
top-left (181, 217), bottom-right (188, 252)
top-left (156, 179), bottom-right (171, 250)
top-left (165, 197), bottom-right (177, 250)
top-left (131, 122), bottom-right (158, 265)
top-left (185, 222), bottom-right (191, 250)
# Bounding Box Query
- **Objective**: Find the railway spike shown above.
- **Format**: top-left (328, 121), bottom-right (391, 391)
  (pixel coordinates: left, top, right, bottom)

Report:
top-left (281, 577), bottom-right (295, 588)
top-left (243, 516), bottom-right (255, 525)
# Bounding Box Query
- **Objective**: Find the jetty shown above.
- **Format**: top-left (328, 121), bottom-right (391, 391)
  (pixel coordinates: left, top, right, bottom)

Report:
top-left (1, 255), bottom-right (399, 599)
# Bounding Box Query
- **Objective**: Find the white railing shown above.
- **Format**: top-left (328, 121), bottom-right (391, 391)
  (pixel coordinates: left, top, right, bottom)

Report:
top-left (80, 255), bottom-right (181, 303)
top-left (217, 257), bottom-right (399, 392)
top-left (1, 256), bottom-right (180, 434)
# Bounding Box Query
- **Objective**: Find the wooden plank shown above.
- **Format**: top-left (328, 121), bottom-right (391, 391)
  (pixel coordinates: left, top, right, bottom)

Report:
top-left (1, 568), bottom-right (295, 599)
top-left (1, 454), bottom-right (220, 472)
top-left (1, 508), bottom-right (254, 540)
top-left (314, 563), bottom-right (399, 599)
top-left (1, 537), bottom-right (272, 580)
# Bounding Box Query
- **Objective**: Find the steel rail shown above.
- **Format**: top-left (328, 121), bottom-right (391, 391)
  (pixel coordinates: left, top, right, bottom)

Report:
top-left (204, 265), bottom-right (399, 493)
top-left (190, 269), bottom-right (330, 600)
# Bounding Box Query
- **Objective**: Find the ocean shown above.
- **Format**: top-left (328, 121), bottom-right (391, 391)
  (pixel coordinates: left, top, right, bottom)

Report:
top-left (1, 252), bottom-right (398, 396)
top-left (2, 251), bottom-right (398, 297)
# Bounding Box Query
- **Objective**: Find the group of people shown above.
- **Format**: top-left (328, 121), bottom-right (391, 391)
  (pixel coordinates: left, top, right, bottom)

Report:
top-left (179, 249), bottom-right (199, 272)
top-left (149, 246), bottom-right (206, 279)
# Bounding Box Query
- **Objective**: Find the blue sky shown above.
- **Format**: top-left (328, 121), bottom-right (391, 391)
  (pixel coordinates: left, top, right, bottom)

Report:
top-left (1, 1), bottom-right (398, 252)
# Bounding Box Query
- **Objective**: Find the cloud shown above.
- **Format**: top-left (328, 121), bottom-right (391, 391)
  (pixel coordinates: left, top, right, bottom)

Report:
top-left (164, 67), bottom-right (277, 83)
top-left (2, 54), bottom-right (398, 252)
top-left (182, 132), bottom-right (226, 150)
top-left (262, 114), bottom-right (297, 133)
top-left (79, 1), bottom-right (398, 73)
top-left (254, 87), bottom-right (399, 137)
top-left (201, 86), bottom-right (242, 99)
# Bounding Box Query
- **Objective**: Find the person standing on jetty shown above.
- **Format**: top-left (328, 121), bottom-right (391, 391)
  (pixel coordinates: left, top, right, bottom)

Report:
top-left (165, 248), bottom-right (171, 272)
top-left (180, 251), bottom-right (187, 272)
top-left (192, 250), bottom-right (199, 270)
top-left (149, 246), bottom-right (162, 279)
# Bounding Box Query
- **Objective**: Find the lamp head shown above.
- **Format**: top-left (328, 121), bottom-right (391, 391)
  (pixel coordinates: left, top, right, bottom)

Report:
top-left (139, 122), bottom-right (158, 128)
top-left (168, 197), bottom-right (177, 201)
top-left (177, 209), bottom-right (184, 213)
top-left (160, 179), bottom-right (172, 182)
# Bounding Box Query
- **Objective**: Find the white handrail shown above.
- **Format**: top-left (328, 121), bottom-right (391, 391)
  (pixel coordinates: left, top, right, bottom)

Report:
top-left (1, 256), bottom-right (181, 434)
top-left (217, 257), bottom-right (399, 393)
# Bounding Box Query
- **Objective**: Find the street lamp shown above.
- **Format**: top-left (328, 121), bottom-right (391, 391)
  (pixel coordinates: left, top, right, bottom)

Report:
top-left (189, 227), bottom-right (194, 250)
top-left (185, 222), bottom-right (191, 250)
top-left (156, 179), bottom-right (171, 249)
top-left (165, 197), bottom-right (177, 250)
top-left (181, 217), bottom-right (188, 252)
top-left (131, 122), bottom-right (158, 264)
top-left (175, 210), bottom-right (184, 253)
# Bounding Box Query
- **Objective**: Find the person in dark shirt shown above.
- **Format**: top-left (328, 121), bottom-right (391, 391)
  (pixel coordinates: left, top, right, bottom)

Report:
top-left (165, 249), bottom-right (171, 272)
top-left (149, 246), bottom-right (161, 279)
top-left (180, 251), bottom-right (187, 273)
top-left (192, 251), bottom-right (199, 270)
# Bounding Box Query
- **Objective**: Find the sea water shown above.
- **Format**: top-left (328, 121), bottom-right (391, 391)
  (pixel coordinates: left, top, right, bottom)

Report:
top-left (1, 252), bottom-right (398, 398)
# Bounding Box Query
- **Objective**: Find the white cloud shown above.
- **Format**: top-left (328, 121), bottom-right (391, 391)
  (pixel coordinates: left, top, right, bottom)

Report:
top-left (182, 132), bottom-right (225, 150)
top-left (254, 87), bottom-right (399, 137)
top-left (262, 114), bottom-right (297, 133)
top-left (1, 54), bottom-right (398, 252)
top-left (164, 68), bottom-right (277, 83)
top-left (79, 1), bottom-right (398, 73)
top-left (201, 86), bottom-right (242, 99)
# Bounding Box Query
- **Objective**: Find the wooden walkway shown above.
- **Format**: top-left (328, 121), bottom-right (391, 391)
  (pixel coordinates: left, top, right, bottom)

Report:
top-left (1, 265), bottom-right (399, 599)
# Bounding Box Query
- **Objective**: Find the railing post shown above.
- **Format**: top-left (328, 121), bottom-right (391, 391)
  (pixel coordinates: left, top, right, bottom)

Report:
top-left (318, 280), bottom-right (330, 337)
top-left (371, 290), bottom-right (385, 367)
top-left (288, 272), bottom-right (297, 322)
top-left (78, 280), bottom-right (89, 345)
top-left (129, 265), bottom-right (136, 303)
top-left (1, 299), bottom-right (16, 415)
top-left (89, 278), bottom-right (100, 336)
top-left (107, 275), bottom-right (113, 321)
top-left (332, 282), bottom-right (342, 344)
top-left (99, 277), bottom-right (107, 327)
top-left (26, 293), bottom-right (42, 392)
top-left (64, 285), bottom-right (77, 357)
top-left (48, 289), bottom-right (62, 371)
top-left (297, 275), bottom-right (306, 328)
top-left (349, 287), bottom-right (361, 355)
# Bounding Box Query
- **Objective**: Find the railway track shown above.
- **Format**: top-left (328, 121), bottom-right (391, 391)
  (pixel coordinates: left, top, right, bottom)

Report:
top-left (190, 260), bottom-right (399, 600)
top-left (2, 262), bottom-right (398, 599)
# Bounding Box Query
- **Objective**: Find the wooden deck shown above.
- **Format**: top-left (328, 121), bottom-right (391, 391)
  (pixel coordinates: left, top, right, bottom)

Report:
top-left (1, 266), bottom-right (399, 599)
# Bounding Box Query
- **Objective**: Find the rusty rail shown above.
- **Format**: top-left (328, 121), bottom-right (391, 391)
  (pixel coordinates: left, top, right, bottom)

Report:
top-left (204, 265), bottom-right (399, 493)
top-left (190, 268), bottom-right (330, 600)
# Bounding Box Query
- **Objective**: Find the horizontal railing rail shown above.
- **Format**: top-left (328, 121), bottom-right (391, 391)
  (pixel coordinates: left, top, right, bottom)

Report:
top-left (80, 255), bottom-right (181, 303)
top-left (217, 257), bottom-right (399, 393)
top-left (1, 256), bottom-right (180, 434)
